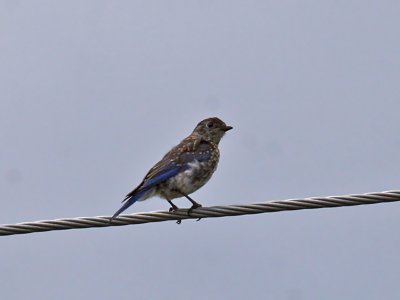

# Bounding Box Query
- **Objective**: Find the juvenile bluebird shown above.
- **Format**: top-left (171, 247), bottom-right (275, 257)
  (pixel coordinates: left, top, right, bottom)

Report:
top-left (111, 117), bottom-right (232, 221)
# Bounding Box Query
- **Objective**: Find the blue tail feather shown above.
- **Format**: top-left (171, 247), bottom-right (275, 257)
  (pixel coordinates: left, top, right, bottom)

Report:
top-left (111, 190), bottom-right (146, 220)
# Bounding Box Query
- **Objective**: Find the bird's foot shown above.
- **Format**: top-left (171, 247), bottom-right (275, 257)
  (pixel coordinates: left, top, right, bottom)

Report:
top-left (169, 207), bottom-right (182, 224)
top-left (168, 203), bottom-right (179, 212)
top-left (188, 203), bottom-right (202, 217)
top-left (168, 203), bottom-right (181, 224)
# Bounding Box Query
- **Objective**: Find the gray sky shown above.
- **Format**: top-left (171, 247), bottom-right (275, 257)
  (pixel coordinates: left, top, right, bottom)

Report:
top-left (1, 1), bottom-right (400, 299)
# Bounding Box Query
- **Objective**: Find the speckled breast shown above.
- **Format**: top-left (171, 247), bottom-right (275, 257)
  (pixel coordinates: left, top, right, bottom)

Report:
top-left (159, 144), bottom-right (220, 199)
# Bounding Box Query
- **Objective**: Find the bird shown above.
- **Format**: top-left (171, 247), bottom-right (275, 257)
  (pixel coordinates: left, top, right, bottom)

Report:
top-left (110, 117), bottom-right (232, 221)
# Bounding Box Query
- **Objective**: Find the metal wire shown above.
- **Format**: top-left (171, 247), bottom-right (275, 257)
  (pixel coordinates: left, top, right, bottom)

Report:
top-left (1, 190), bottom-right (399, 236)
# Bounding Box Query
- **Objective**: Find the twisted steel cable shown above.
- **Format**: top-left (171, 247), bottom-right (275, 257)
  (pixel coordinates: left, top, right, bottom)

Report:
top-left (1, 190), bottom-right (399, 236)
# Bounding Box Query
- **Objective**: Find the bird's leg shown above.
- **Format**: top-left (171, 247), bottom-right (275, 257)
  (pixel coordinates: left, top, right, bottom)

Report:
top-left (167, 200), bottom-right (178, 212)
top-left (175, 191), bottom-right (202, 220)
top-left (174, 190), bottom-right (202, 209)
top-left (184, 194), bottom-right (202, 210)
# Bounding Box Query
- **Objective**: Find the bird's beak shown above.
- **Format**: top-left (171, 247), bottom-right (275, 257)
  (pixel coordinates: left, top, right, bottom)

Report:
top-left (223, 125), bottom-right (233, 132)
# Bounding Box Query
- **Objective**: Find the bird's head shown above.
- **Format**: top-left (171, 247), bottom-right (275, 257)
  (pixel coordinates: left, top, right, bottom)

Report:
top-left (192, 117), bottom-right (233, 144)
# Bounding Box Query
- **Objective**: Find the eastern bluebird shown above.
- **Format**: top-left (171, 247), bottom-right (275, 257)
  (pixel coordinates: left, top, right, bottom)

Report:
top-left (111, 117), bottom-right (232, 221)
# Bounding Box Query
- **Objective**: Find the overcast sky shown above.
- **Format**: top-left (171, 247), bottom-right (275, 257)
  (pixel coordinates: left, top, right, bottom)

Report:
top-left (1, 1), bottom-right (400, 299)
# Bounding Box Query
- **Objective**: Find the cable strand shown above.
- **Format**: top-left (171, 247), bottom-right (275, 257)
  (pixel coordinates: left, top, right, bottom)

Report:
top-left (1, 190), bottom-right (399, 236)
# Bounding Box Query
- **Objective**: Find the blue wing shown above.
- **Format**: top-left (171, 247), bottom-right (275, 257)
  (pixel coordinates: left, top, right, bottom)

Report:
top-left (139, 165), bottom-right (181, 191)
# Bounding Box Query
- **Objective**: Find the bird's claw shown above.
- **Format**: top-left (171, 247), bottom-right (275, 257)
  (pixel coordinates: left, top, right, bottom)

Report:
top-left (188, 203), bottom-right (202, 217)
top-left (168, 205), bottom-right (181, 224)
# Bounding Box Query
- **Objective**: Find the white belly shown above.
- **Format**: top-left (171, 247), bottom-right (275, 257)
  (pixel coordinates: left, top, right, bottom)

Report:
top-left (159, 159), bottom-right (217, 199)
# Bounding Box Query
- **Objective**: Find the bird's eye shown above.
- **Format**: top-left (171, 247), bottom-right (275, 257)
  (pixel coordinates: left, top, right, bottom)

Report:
top-left (206, 122), bottom-right (214, 128)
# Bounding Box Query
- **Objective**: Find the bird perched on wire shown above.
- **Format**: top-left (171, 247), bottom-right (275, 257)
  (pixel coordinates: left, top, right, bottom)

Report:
top-left (110, 117), bottom-right (232, 221)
